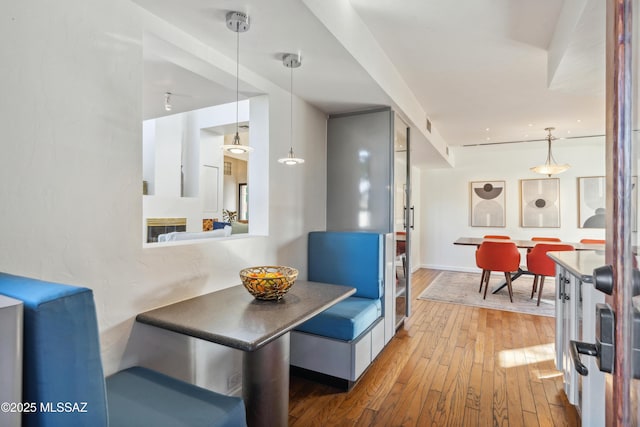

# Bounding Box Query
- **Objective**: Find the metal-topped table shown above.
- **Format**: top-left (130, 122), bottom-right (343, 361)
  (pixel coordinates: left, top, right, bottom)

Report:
top-left (137, 280), bottom-right (355, 427)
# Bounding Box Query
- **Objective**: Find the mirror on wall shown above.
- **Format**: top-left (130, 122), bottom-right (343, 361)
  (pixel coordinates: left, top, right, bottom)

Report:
top-left (142, 101), bottom-right (251, 244)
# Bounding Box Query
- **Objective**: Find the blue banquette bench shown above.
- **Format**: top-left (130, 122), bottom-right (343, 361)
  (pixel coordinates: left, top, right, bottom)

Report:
top-left (290, 231), bottom-right (388, 389)
top-left (0, 272), bottom-right (247, 427)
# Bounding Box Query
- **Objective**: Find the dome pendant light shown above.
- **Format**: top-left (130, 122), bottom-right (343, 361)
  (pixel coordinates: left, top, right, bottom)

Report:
top-left (222, 11), bottom-right (254, 155)
top-left (530, 127), bottom-right (570, 177)
top-left (278, 53), bottom-right (304, 165)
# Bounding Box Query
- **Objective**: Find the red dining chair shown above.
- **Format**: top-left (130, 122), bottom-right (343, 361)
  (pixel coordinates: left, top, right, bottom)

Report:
top-left (475, 236), bottom-right (512, 290)
top-left (527, 243), bottom-right (575, 306)
top-left (531, 237), bottom-right (562, 242)
top-left (580, 239), bottom-right (605, 244)
top-left (475, 241), bottom-right (521, 302)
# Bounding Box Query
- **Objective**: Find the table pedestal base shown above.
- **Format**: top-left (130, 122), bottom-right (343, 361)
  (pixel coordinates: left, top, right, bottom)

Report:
top-left (242, 333), bottom-right (290, 427)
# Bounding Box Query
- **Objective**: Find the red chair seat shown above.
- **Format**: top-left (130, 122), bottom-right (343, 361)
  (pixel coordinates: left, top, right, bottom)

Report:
top-left (580, 239), bottom-right (605, 244)
top-left (483, 235), bottom-right (511, 240)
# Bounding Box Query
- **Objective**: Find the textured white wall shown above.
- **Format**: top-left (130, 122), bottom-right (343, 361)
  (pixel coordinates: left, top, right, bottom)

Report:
top-left (420, 137), bottom-right (605, 272)
top-left (0, 0), bottom-right (327, 393)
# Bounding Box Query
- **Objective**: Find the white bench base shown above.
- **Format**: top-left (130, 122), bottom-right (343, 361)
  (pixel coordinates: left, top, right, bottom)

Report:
top-left (290, 317), bottom-right (385, 386)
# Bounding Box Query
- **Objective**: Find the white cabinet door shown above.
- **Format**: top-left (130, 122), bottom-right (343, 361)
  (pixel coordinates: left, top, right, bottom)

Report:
top-left (562, 272), bottom-right (579, 405)
top-left (580, 280), bottom-right (605, 425)
top-left (555, 268), bottom-right (565, 370)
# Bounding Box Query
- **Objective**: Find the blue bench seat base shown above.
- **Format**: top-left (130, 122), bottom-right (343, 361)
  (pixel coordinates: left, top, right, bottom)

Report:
top-left (106, 367), bottom-right (246, 427)
top-left (294, 297), bottom-right (381, 341)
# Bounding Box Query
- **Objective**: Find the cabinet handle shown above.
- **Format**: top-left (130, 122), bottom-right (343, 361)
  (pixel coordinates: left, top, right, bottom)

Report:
top-left (410, 206), bottom-right (415, 230)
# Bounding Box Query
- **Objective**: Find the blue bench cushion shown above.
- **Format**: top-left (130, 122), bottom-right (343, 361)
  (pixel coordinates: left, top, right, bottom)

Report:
top-left (0, 272), bottom-right (109, 427)
top-left (106, 367), bottom-right (247, 427)
top-left (308, 231), bottom-right (383, 300)
top-left (294, 297), bottom-right (381, 341)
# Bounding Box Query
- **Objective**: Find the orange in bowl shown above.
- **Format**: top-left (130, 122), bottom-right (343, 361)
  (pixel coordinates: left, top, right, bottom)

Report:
top-left (239, 266), bottom-right (299, 300)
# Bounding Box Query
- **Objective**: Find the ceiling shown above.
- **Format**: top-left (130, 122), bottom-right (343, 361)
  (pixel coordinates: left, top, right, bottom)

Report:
top-left (136, 0), bottom-right (606, 166)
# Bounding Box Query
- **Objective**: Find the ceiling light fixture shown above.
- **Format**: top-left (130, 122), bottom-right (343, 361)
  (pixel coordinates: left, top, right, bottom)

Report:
top-left (530, 127), bottom-right (570, 177)
top-left (164, 92), bottom-right (172, 111)
top-left (278, 53), bottom-right (304, 166)
top-left (222, 11), bottom-right (253, 155)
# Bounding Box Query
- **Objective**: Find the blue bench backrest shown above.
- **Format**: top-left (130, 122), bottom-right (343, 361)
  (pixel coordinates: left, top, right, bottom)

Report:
top-left (0, 273), bottom-right (108, 427)
top-left (308, 231), bottom-right (383, 299)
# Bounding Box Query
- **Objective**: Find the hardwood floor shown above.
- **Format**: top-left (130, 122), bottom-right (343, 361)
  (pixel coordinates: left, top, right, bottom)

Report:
top-left (288, 268), bottom-right (580, 426)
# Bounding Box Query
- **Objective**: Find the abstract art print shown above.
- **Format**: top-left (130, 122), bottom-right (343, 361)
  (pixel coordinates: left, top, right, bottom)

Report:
top-left (520, 178), bottom-right (560, 228)
top-left (578, 176), bottom-right (605, 228)
top-left (470, 181), bottom-right (505, 227)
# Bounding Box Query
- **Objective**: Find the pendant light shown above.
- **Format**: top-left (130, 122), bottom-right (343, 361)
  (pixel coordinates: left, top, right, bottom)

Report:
top-left (530, 127), bottom-right (570, 177)
top-left (278, 53), bottom-right (304, 165)
top-left (222, 11), bottom-right (253, 155)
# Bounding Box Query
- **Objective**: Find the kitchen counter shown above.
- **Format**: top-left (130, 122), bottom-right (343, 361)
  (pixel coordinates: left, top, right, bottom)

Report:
top-left (547, 250), bottom-right (605, 283)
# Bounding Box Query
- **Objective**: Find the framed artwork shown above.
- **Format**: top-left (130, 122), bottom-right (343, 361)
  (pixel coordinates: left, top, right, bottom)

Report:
top-left (520, 178), bottom-right (560, 228)
top-left (470, 181), bottom-right (506, 227)
top-left (578, 176), bottom-right (605, 228)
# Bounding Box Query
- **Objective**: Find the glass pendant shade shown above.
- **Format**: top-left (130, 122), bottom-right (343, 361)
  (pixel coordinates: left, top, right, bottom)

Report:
top-left (530, 163), bottom-right (571, 176)
top-left (222, 132), bottom-right (253, 154)
top-left (222, 11), bottom-right (253, 155)
top-left (278, 147), bottom-right (305, 165)
top-left (530, 127), bottom-right (570, 177)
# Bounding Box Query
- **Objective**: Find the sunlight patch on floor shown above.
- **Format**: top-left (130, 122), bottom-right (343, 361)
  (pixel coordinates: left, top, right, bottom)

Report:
top-left (535, 370), bottom-right (563, 380)
top-left (498, 342), bottom-right (555, 368)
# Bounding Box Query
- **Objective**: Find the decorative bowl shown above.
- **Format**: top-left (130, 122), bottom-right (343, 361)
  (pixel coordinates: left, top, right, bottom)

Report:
top-left (239, 266), bottom-right (299, 300)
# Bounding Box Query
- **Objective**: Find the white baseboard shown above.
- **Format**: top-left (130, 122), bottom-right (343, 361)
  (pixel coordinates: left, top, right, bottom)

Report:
top-left (417, 263), bottom-right (479, 274)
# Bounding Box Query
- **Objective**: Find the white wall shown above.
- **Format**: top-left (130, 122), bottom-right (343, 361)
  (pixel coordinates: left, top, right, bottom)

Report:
top-left (420, 137), bottom-right (605, 272)
top-left (410, 165), bottom-right (422, 271)
top-left (0, 0), bottom-right (327, 394)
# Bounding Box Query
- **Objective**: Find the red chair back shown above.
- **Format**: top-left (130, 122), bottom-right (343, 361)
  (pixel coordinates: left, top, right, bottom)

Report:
top-left (476, 241), bottom-right (520, 273)
top-left (580, 239), bottom-right (605, 244)
top-left (483, 235), bottom-right (510, 239)
top-left (526, 243), bottom-right (575, 277)
top-left (531, 237), bottom-right (561, 242)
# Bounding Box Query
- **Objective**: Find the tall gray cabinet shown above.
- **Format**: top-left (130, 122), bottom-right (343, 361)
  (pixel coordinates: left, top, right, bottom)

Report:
top-left (326, 107), bottom-right (412, 341)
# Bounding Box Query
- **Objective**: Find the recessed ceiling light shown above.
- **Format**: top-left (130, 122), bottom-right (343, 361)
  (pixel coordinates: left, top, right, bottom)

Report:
top-left (485, 127), bottom-right (490, 131)
top-left (567, 130), bottom-right (571, 134)
top-left (486, 137), bottom-right (491, 141)
top-left (577, 119), bottom-right (582, 123)
top-left (528, 123), bottom-right (533, 127)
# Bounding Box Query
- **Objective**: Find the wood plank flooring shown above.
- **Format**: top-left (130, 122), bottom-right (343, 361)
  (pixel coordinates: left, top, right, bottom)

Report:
top-left (289, 268), bottom-right (580, 426)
